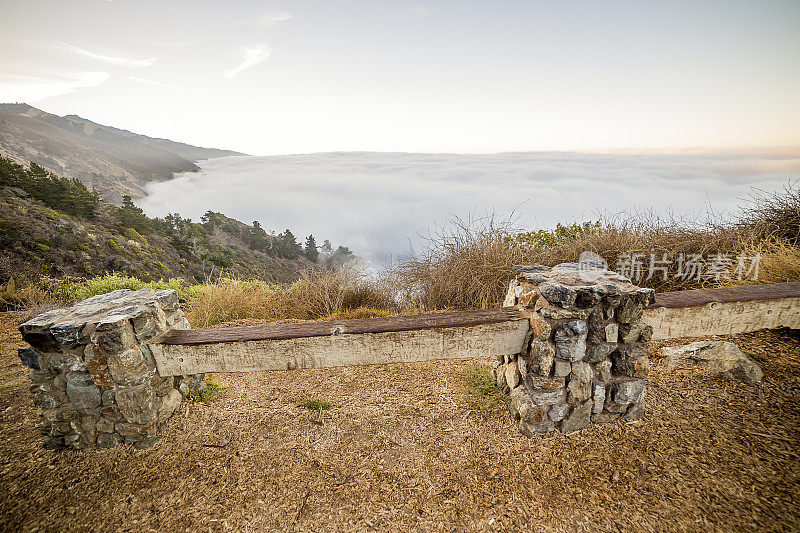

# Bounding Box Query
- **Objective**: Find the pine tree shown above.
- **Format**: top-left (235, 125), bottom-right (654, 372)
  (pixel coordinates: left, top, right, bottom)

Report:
top-left (304, 235), bottom-right (319, 262)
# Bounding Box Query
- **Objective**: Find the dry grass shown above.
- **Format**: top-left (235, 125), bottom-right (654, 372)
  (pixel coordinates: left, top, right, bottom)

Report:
top-left (184, 267), bottom-right (396, 327)
top-left (395, 185), bottom-right (800, 310)
top-left (0, 311), bottom-right (798, 531)
top-left (738, 182), bottom-right (800, 244)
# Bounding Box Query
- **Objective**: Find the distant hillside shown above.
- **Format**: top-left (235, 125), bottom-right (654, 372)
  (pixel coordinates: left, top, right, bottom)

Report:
top-left (0, 156), bottom-right (351, 285)
top-left (0, 103), bottom-right (244, 203)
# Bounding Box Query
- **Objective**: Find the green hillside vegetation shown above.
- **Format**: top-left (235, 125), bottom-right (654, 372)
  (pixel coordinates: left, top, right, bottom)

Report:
top-left (0, 155), bottom-right (350, 288)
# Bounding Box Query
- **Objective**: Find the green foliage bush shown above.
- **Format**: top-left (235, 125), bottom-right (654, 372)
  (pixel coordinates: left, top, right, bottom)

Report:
top-left (296, 397), bottom-right (332, 410)
top-left (123, 227), bottom-right (148, 245)
top-left (460, 364), bottom-right (506, 414)
top-left (62, 273), bottom-right (188, 302)
top-left (193, 375), bottom-right (225, 405)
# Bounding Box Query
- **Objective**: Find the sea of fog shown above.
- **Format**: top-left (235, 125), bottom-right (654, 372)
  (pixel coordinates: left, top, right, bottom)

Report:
top-left (139, 150), bottom-right (799, 266)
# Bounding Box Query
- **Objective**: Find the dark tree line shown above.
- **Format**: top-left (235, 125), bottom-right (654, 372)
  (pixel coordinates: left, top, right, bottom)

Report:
top-left (0, 156), bottom-right (99, 217)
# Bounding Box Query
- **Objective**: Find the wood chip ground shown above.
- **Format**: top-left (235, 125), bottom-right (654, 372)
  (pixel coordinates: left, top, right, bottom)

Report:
top-left (1, 312), bottom-right (798, 531)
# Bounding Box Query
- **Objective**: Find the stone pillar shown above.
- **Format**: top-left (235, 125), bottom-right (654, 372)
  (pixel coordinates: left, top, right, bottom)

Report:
top-left (497, 263), bottom-right (655, 436)
top-left (18, 289), bottom-right (203, 449)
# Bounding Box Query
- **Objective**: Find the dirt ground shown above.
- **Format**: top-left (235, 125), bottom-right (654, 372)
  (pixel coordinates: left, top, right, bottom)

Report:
top-left (1, 310), bottom-right (798, 532)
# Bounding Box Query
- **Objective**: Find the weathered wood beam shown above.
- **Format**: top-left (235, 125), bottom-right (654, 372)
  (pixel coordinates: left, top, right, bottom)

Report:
top-left (149, 319), bottom-right (531, 376)
top-left (646, 282), bottom-right (800, 339)
top-left (157, 308), bottom-right (522, 345)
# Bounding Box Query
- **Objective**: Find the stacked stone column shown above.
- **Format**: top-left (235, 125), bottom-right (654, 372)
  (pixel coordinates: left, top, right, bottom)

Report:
top-left (18, 289), bottom-right (203, 449)
top-left (496, 263), bottom-right (655, 435)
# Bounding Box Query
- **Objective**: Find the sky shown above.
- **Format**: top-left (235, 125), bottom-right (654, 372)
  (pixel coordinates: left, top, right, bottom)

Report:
top-left (1, 0), bottom-right (799, 155)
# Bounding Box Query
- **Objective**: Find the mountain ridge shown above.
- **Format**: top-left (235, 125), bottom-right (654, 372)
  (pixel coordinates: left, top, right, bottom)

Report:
top-left (0, 103), bottom-right (245, 203)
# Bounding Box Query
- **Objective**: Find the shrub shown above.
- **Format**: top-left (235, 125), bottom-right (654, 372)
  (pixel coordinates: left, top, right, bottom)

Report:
top-left (296, 397), bottom-right (332, 410)
top-left (62, 273), bottom-right (187, 302)
top-left (460, 364), bottom-right (506, 414)
top-left (737, 182), bottom-right (800, 244)
top-left (123, 227), bottom-right (148, 245)
top-left (192, 375), bottom-right (225, 405)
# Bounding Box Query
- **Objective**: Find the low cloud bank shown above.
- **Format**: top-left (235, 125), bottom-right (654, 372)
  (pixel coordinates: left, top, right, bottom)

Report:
top-left (139, 150), bottom-right (800, 266)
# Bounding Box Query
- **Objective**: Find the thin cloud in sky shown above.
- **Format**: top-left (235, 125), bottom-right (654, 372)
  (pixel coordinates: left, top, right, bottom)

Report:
top-left (0, 71), bottom-right (109, 102)
top-left (247, 9), bottom-right (293, 27)
top-left (60, 43), bottom-right (157, 67)
top-left (126, 76), bottom-right (182, 91)
top-left (223, 44), bottom-right (273, 78)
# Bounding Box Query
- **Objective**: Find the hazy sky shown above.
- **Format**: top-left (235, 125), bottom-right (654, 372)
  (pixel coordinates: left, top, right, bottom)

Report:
top-left (1, 1), bottom-right (799, 155)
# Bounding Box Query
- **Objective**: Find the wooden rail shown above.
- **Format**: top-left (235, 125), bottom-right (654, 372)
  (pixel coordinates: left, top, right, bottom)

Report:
top-left (158, 308), bottom-right (522, 346)
top-left (645, 282), bottom-right (800, 339)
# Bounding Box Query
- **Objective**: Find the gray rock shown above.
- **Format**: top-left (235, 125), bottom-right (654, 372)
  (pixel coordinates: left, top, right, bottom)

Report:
top-left (131, 309), bottom-right (166, 342)
top-left (548, 403), bottom-right (569, 422)
top-left (592, 383), bottom-right (606, 414)
top-left (585, 342), bottom-right (617, 363)
top-left (19, 309), bottom-right (65, 335)
top-left (95, 313), bottom-right (131, 332)
top-left (107, 346), bottom-right (150, 384)
top-left (525, 339), bottom-right (555, 376)
top-left (42, 437), bottom-right (65, 450)
top-left (587, 310), bottom-right (607, 343)
top-left (154, 289), bottom-right (179, 311)
top-left (96, 432), bottom-right (121, 449)
top-left (619, 321), bottom-right (653, 344)
top-left (554, 320), bottom-right (588, 361)
top-left (50, 321), bottom-right (79, 345)
top-left (505, 361), bottom-right (521, 389)
top-left (567, 361), bottom-right (593, 403)
top-left (553, 359), bottom-right (571, 377)
top-left (616, 289), bottom-right (655, 323)
top-left (107, 305), bottom-right (139, 316)
top-left (609, 379), bottom-right (646, 404)
top-left (561, 400), bottom-right (592, 433)
top-left (539, 282), bottom-right (577, 308)
top-left (96, 326), bottom-right (136, 353)
top-left (18, 347), bottom-right (41, 370)
top-left (623, 402), bottom-right (645, 422)
top-left (49, 420), bottom-right (73, 436)
top-left (595, 359), bottom-right (612, 383)
top-left (509, 387), bottom-right (538, 421)
top-left (591, 411), bottom-right (621, 424)
top-left (525, 376), bottom-right (565, 406)
top-left (65, 371), bottom-right (101, 412)
top-left (612, 344), bottom-right (651, 378)
top-left (616, 299), bottom-right (643, 324)
top-left (115, 384), bottom-right (157, 424)
top-left (157, 389), bottom-right (183, 420)
top-left (661, 341), bottom-right (764, 385)
top-left (49, 352), bottom-right (77, 374)
top-left (519, 418), bottom-right (554, 436)
top-left (101, 389), bottom-right (115, 407)
top-left (96, 417), bottom-right (115, 433)
top-left (605, 324), bottom-right (619, 343)
top-left (574, 285), bottom-right (606, 309)
top-left (33, 392), bottom-right (59, 410)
